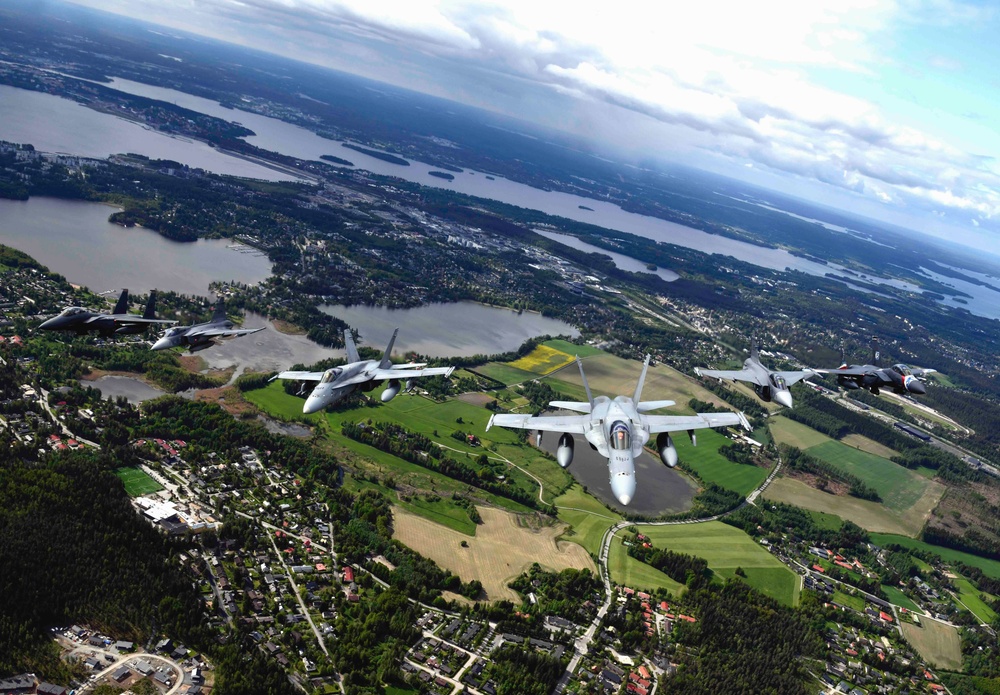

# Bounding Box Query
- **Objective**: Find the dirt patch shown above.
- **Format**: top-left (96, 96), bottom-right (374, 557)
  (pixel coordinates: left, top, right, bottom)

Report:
top-left (82, 368), bottom-right (149, 382)
top-left (786, 469), bottom-right (850, 497)
top-left (393, 506), bottom-right (595, 602)
top-left (457, 393), bottom-right (494, 407)
top-left (178, 355), bottom-right (207, 373)
top-left (272, 319), bottom-right (307, 335)
top-left (900, 617), bottom-right (962, 670)
top-left (195, 386), bottom-right (257, 416)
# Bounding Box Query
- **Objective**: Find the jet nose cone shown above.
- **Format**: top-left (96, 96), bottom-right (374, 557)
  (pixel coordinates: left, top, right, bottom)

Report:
top-left (38, 317), bottom-right (58, 330)
top-left (611, 475), bottom-right (636, 507)
top-left (303, 397), bottom-right (323, 414)
top-left (906, 377), bottom-right (926, 395)
top-left (151, 337), bottom-right (170, 351)
top-left (616, 493), bottom-right (632, 506)
top-left (774, 390), bottom-right (793, 409)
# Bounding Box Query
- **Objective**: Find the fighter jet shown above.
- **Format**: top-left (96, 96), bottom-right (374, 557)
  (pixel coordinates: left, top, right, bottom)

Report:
top-left (151, 298), bottom-right (264, 352)
top-left (486, 355), bottom-right (750, 506)
top-left (814, 339), bottom-right (935, 396)
top-left (694, 340), bottom-right (819, 408)
top-left (272, 328), bottom-right (455, 413)
top-left (39, 289), bottom-right (175, 337)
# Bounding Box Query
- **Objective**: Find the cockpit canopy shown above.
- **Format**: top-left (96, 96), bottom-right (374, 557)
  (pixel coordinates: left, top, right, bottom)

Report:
top-left (891, 364), bottom-right (911, 377)
top-left (610, 420), bottom-right (631, 451)
top-left (770, 374), bottom-right (787, 390)
top-left (162, 326), bottom-right (183, 337)
top-left (61, 307), bottom-right (86, 316)
top-left (320, 367), bottom-right (343, 384)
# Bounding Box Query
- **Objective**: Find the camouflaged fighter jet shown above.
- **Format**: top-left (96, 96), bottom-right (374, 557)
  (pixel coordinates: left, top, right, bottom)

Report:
top-left (695, 340), bottom-right (819, 408)
top-left (272, 328), bottom-right (455, 413)
top-left (814, 339), bottom-right (936, 396)
top-left (39, 289), bottom-right (175, 337)
top-left (487, 355), bottom-right (750, 506)
top-left (151, 297), bottom-right (264, 353)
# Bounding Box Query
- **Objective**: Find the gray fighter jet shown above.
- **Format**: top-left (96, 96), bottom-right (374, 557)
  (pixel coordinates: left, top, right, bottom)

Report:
top-left (39, 289), bottom-right (175, 337)
top-left (272, 328), bottom-right (455, 413)
top-left (151, 298), bottom-right (264, 352)
top-left (814, 339), bottom-right (935, 396)
top-left (487, 355), bottom-right (750, 506)
top-left (695, 341), bottom-right (819, 408)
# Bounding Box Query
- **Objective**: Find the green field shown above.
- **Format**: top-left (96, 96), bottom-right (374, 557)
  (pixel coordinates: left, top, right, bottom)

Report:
top-left (617, 522), bottom-right (800, 606)
top-left (607, 540), bottom-right (684, 596)
top-left (673, 429), bottom-right (769, 496)
top-left (543, 339), bottom-right (604, 358)
top-left (808, 510), bottom-right (845, 531)
top-left (115, 467), bottom-right (164, 496)
top-left (900, 618), bottom-right (963, 670)
top-left (832, 590), bottom-right (865, 612)
top-left (555, 484), bottom-right (620, 556)
top-left (953, 576), bottom-right (998, 624)
top-left (871, 533), bottom-right (1000, 580)
top-left (769, 416), bottom-right (831, 450)
top-left (881, 584), bottom-right (920, 611)
top-left (344, 476), bottom-right (477, 535)
top-left (806, 440), bottom-right (929, 511)
top-left (475, 363), bottom-right (538, 386)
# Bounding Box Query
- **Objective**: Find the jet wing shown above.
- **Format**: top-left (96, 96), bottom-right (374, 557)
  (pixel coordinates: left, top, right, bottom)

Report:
top-left (92, 315), bottom-right (177, 325)
top-left (368, 366), bottom-right (455, 381)
top-left (694, 367), bottom-right (763, 386)
top-left (813, 367), bottom-right (871, 376)
top-left (773, 369), bottom-right (820, 386)
top-left (644, 411), bottom-right (750, 434)
top-left (272, 371), bottom-right (325, 382)
top-left (187, 325), bottom-right (265, 338)
top-left (487, 413), bottom-right (590, 434)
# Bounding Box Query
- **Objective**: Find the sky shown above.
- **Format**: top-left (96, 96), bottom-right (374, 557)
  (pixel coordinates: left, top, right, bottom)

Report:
top-left (71, 0), bottom-right (1000, 250)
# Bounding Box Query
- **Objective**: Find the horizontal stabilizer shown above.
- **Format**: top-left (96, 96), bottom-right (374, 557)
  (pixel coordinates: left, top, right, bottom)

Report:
top-left (548, 400), bottom-right (592, 413)
top-left (637, 400), bottom-right (676, 412)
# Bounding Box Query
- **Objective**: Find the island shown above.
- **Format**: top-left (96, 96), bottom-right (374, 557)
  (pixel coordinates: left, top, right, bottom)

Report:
top-left (342, 142), bottom-right (410, 165)
top-left (428, 171), bottom-right (455, 181)
top-left (320, 153), bottom-right (354, 166)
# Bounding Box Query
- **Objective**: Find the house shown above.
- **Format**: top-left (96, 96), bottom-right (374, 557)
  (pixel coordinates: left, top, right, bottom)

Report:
top-left (342, 566), bottom-right (354, 583)
top-left (112, 666), bottom-right (131, 682)
top-left (37, 684), bottom-right (67, 695)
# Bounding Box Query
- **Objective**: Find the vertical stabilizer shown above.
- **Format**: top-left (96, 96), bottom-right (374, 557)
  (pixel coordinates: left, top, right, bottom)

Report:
top-left (871, 337), bottom-right (881, 366)
top-left (212, 297), bottom-right (226, 322)
top-left (379, 328), bottom-right (399, 369)
top-left (113, 289), bottom-right (129, 315)
top-left (750, 337), bottom-right (760, 363)
top-left (577, 356), bottom-right (595, 409)
top-left (633, 354), bottom-right (651, 403)
top-left (343, 329), bottom-right (361, 363)
top-left (143, 290), bottom-right (158, 319)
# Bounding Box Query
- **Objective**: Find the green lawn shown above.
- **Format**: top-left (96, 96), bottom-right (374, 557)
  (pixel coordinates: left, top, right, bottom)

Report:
top-left (554, 484), bottom-right (621, 556)
top-left (808, 510), bottom-right (845, 531)
top-left (543, 339), bottom-right (605, 358)
top-left (622, 522), bottom-right (799, 606)
top-left (343, 476), bottom-right (477, 536)
top-left (475, 363), bottom-right (538, 386)
top-left (881, 584), bottom-right (920, 611)
top-left (115, 467), bottom-right (164, 496)
top-left (832, 590), bottom-right (865, 612)
top-left (673, 429), bottom-right (769, 496)
top-left (953, 577), bottom-right (998, 624)
top-left (871, 533), bottom-right (1000, 579)
top-left (805, 440), bottom-right (928, 512)
top-left (769, 416), bottom-right (832, 450)
top-left (607, 540), bottom-right (684, 595)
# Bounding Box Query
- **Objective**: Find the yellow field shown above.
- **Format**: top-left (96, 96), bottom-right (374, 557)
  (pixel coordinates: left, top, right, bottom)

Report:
top-left (547, 353), bottom-right (731, 412)
top-left (763, 476), bottom-right (945, 537)
top-left (507, 345), bottom-right (575, 375)
top-left (840, 434), bottom-right (900, 459)
top-left (769, 417), bottom-right (832, 450)
top-left (393, 506), bottom-right (595, 602)
top-left (901, 617), bottom-right (963, 670)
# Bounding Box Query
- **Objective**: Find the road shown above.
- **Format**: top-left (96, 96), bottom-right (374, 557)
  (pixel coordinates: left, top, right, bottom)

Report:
top-left (268, 530), bottom-right (329, 656)
top-left (58, 636), bottom-right (185, 695)
top-left (38, 387), bottom-right (101, 448)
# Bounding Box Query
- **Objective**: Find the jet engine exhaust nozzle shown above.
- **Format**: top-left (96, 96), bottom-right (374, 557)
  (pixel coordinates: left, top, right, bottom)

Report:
top-left (556, 433), bottom-right (574, 469)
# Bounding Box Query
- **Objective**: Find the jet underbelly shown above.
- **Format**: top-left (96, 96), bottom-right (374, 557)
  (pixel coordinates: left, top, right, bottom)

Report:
top-left (608, 452), bottom-right (636, 506)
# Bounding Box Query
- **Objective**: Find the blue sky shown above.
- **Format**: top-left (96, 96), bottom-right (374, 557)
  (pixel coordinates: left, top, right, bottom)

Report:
top-left (74, 0), bottom-right (1000, 250)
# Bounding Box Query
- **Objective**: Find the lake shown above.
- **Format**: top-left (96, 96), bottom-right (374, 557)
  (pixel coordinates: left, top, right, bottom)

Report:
top-left (320, 302), bottom-right (579, 357)
top-left (0, 197), bottom-right (272, 296)
top-left (0, 85), bottom-right (297, 181)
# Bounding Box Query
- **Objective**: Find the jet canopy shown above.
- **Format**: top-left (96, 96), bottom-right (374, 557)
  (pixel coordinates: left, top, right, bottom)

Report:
top-left (320, 367), bottom-right (343, 384)
top-left (61, 307), bottom-right (86, 316)
top-left (770, 374), bottom-right (787, 390)
top-left (891, 364), bottom-right (912, 376)
top-left (610, 420), bottom-right (631, 451)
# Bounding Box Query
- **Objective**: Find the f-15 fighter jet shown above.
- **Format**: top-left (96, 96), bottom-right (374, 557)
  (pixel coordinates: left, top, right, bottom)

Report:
top-left (39, 289), bottom-right (175, 337)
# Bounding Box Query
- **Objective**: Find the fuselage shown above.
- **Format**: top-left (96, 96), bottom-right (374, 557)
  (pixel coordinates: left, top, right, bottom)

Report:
top-left (836, 363), bottom-right (925, 395)
top-left (151, 320), bottom-right (235, 351)
top-left (745, 359), bottom-right (794, 408)
top-left (39, 307), bottom-right (148, 336)
top-left (302, 360), bottom-right (378, 413)
top-left (587, 396), bottom-right (649, 506)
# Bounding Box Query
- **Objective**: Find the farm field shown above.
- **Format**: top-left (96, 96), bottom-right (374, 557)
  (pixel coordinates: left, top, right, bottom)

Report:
top-left (554, 484), bottom-right (621, 556)
top-left (619, 522), bottom-right (800, 606)
top-left (806, 440), bottom-right (928, 511)
top-left (900, 617), bottom-right (963, 670)
top-left (507, 344), bottom-right (575, 375)
top-left (475, 363), bottom-right (537, 386)
top-left (763, 477), bottom-right (943, 536)
top-left (542, 339), bottom-right (604, 358)
top-left (808, 510), bottom-right (845, 531)
top-left (392, 506), bottom-right (594, 602)
top-left (769, 416), bottom-right (831, 450)
top-left (673, 429), bottom-right (769, 496)
top-left (832, 590), bottom-right (865, 612)
top-left (881, 585), bottom-right (920, 611)
top-left (871, 534), bottom-right (1000, 580)
top-left (115, 467), bottom-right (163, 496)
top-left (953, 577), bottom-right (998, 624)
top-left (607, 541), bottom-right (684, 596)
top-left (840, 433), bottom-right (899, 459)
top-left (344, 476), bottom-right (478, 535)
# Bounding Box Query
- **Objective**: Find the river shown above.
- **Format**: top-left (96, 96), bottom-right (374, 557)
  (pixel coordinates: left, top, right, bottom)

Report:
top-left (535, 229), bottom-right (680, 282)
top-left (0, 197), bottom-right (272, 296)
top-left (320, 302), bottom-right (579, 357)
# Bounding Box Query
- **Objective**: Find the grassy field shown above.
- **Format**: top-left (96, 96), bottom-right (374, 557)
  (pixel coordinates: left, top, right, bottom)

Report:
top-left (900, 617), bottom-right (963, 670)
top-left (806, 440), bottom-right (929, 512)
top-left (607, 540), bottom-right (684, 596)
top-left (808, 510), bottom-right (845, 531)
top-left (673, 428), bottom-right (769, 496)
top-left (881, 585), bottom-right (920, 611)
top-left (507, 344), bottom-right (575, 375)
top-left (769, 416), bottom-right (831, 450)
top-left (392, 506), bottom-right (594, 602)
top-left (475, 363), bottom-right (538, 386)
top-left (840, 433), bottom-right (899, 459)
top-left (953, 576), bottom-right (998, 624)
top-left (554, 484), bottom-right (621, 556)
top-left (870, 534), bottom-right (1000, 579)
top-left (115, 467), bottom-right (164, 496)
top-left (763, 477), bottom-right (943, 536)
top-left (543, 339), bottom-right (604, 358)
top-left (617, 522), bottom-right (800, 606)
top-left (832, 590), bottom-right (865, 612)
